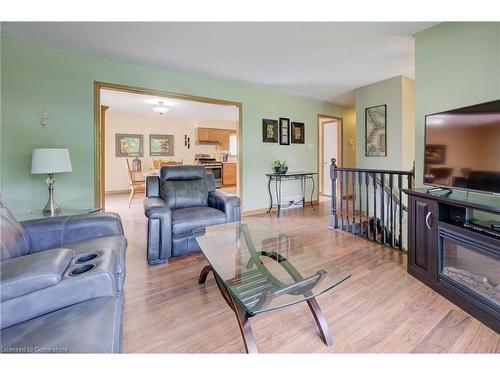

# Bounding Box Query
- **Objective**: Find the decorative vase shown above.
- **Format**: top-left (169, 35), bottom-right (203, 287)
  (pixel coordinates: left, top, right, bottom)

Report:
top-left (274, 166), bottom-right (288, 174)
top-left (132, 156), bottom-right (142, 172)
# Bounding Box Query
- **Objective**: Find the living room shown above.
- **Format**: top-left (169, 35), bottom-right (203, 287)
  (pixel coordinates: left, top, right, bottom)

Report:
top-left (1, 1), bottom-right (499, 373)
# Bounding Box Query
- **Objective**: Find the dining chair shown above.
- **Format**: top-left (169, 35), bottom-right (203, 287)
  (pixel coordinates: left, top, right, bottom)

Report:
top-left (160, 160), bottom-right (184, 166)
top-left (152, 159), bottom-right (162, 169)
top-left (125, 159), bottom-right (145, 208)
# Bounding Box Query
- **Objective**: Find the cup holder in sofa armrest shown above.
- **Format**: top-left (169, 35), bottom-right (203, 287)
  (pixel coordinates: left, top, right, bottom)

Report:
top-left (76, 253), bottom-right (99, 263)
top-left (69, 264), bottom-right (95, 276)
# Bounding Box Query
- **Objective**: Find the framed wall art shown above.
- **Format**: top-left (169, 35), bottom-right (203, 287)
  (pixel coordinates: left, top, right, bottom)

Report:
top-left (149, 134), bottom-right (174, 156)
top-left (262, 119), bottom-right (279, 143)
top-left (279, 117), bottom-right (290, 145)
top-left (291, 122), bottom-right (305, 144)
top-left (115, 133), bottom-right (143, 157)
top-left (365, 104), bottom-right (387, 157)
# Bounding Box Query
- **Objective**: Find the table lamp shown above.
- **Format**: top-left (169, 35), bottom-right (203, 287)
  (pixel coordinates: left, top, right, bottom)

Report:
top-left (31, 148), bottom-right (72, 215)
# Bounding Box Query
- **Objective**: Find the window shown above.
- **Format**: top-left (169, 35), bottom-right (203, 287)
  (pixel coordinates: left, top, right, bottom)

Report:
top-left (229, 133), bottom-right (237, 156)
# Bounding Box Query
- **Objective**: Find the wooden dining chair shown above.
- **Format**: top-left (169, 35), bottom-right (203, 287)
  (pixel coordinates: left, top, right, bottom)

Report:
top-left (161, 159), bottom-right (184, 166)
top-left (152, 159), bottom-right (162, 169)
top-left (125, 159), bottom-right (145, 208)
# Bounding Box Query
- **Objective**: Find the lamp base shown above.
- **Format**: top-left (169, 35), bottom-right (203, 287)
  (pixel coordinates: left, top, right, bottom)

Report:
top-left (43, 206), bottom-right (61, 217)
top-left (43, 173), bottom-right (61, 216)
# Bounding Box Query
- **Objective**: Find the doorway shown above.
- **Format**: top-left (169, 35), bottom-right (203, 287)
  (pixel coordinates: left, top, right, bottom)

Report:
top-left (317, 115), bottom-right (343, 199)
top-left (94, 81), bottom-right (242, 211)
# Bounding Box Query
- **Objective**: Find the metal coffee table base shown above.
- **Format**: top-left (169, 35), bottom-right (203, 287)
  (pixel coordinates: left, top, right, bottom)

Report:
top-left (199, 265), bottom-right (334, 353)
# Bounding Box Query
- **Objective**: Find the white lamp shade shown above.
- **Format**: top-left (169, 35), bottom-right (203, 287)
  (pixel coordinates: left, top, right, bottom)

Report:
top-left (31, 148), bottom-right (72, 174)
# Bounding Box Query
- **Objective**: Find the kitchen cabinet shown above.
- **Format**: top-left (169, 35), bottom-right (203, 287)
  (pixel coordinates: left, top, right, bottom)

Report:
top-left (196, 127), bottom-right (211, 142)
top-left (196, 127), bottom-right (236, 150)
top-left (218, 130), bottom-right (232, 150)
top-left (222, 162), bottom-right (237, 187)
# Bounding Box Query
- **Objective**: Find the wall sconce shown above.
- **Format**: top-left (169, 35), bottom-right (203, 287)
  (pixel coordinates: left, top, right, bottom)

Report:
top-left (184, 135), bottom-right (191, 149)
top-left (39, 108), bottom-right (52, 128)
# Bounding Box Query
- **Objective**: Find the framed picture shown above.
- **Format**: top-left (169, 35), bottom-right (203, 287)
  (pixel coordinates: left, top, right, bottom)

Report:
top-left (279, 117), bottom-right (290, 145)
top-left (365, 104), bottom-right (387, 157)
top-left (115, 133), bottom-right (143, 157)
top-left (425, 144), bottom-right (446, 164)
top-left (262, 119), bottom-right (278, 143)
top-left (291, 122), bottom-right (305, 144)
top-left (150, 134), bottom-right (174, 156)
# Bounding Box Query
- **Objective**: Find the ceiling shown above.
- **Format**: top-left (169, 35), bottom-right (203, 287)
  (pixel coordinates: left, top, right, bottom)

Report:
top-left (100, 89), bottom-right (239, 120)
top-left (2, 22), bottom-right (438, 105)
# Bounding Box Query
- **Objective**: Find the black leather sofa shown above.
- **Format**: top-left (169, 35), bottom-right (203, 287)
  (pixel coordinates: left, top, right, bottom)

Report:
top-left (0, 202), bottom-right (127, 353)
top-left (144, 165), bottom-right (241, 264)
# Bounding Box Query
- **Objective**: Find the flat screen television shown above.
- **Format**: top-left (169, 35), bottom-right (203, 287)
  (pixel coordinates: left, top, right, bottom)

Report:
top-left (424, 99), bottom-right (500, 194)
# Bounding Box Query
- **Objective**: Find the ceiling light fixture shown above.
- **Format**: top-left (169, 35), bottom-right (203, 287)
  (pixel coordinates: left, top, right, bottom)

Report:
top-left (152, 101), bottom-right (170, 115)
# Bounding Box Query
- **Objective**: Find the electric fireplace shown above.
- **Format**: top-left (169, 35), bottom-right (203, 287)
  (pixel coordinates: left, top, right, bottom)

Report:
top-left (440, 231), bottom-right (500, 310)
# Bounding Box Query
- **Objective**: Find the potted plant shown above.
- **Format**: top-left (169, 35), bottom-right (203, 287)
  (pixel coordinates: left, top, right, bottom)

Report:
top-left (273, 160), bottom-right (288, 174)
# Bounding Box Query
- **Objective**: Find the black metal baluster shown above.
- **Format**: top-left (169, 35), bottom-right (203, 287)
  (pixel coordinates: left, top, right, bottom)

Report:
top-left (351, 171), bottom-right (356, 235)
top-left (345, 171), bottom-right (350, 232)
top-left (381, 173), bottom-right (386, 245)
top-left (373, 173), bottom-right (378, 242)
top-left (339, 170), bottom-right (344, 231)
top-left (358, 171), bottom-right (363, 238)
top-left (331, 159), bottom-right (338, 229)
top-left (389, 174), bottom-right (394, 247)
top-left (327, 165), bottom-right (414, 251)
top-left (365, 172), bottom-right (370, 240)
top-left (398, 174), bottom-right (403, 250)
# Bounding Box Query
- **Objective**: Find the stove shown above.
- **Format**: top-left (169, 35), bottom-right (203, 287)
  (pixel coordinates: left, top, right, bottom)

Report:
top-left (194, 154), bottom-right (222, 189)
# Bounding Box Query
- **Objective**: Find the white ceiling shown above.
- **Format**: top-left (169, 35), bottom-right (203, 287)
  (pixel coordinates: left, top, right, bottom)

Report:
top-left (100, 89), bottom-right (239, 120)
top-left (2, 22), bottom-right (438, 105)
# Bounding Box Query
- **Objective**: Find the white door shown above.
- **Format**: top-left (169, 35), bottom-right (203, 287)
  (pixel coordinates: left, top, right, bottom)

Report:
top-left (322, 121), bottom-right (338, 196)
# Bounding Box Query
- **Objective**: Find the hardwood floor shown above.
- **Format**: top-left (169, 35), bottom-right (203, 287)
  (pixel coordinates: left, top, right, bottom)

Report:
top-left (106, 194), bottom-right (500, 353)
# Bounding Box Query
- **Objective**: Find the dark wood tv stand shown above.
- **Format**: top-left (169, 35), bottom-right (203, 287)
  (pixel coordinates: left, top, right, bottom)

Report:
top-left (404, 188), bottom-right (500, 333)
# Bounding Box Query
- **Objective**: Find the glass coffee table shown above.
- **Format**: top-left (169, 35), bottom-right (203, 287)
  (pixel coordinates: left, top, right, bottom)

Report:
top-left (195, 221), bottom-right (351, 353)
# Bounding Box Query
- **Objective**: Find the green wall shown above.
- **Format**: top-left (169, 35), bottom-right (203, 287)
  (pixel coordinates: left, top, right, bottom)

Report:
top-left (355, 75), bottom-right (415, 171)
top-left (1, 37), bottom-right (351, 213)
top-left (414, 22), bottom-right (500, 187)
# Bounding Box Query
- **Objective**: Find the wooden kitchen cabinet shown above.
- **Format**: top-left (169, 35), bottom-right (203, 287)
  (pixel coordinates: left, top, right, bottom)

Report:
top-left (222, 162), bottom-right (237, 187)
top-left (196, 127), bottom-right (219, 143)
top-left (197, 127), bottom-right (210, 142)
top-left (196, 127), bottom-right (236, 150)
top-left (208, 129), bottom-right (219, 142)
top-left (218, 130), bottom-right (231, 150)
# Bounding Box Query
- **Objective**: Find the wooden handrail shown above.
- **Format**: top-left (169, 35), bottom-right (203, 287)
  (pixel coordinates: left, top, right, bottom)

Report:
top-left (333, 165), bottom-right (414, 176)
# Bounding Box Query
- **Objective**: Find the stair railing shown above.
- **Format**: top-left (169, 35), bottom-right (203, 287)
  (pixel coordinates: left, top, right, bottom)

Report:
top-left (329, 158), bottom-right (414, 251)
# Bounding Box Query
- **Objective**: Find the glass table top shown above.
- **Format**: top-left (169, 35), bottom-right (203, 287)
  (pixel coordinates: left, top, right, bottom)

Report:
top-left (15, 207), bottom-right (101, 222)
top-left (195, 221), bottom-right (351, 315)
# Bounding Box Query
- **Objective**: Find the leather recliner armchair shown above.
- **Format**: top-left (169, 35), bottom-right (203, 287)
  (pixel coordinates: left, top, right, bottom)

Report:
top-left (144, 165), bottom-right (241, 264)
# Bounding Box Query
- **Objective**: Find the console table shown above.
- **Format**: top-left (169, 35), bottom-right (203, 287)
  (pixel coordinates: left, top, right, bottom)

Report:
top-left (266, 171), bottom-right (317, 217)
